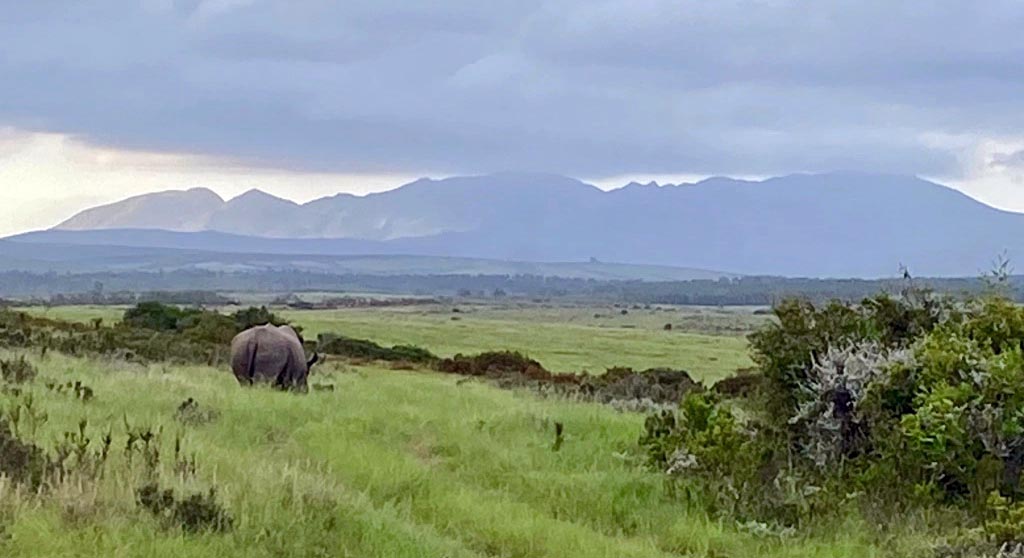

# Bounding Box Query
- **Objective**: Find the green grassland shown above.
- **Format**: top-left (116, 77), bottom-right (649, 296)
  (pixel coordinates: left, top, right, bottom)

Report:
top-left (0, 350), bottom-right (930, 557)
top-left (282, 306), bottom-right (756, 381)
top-left (0, 303), bottom-right (943, 556)
top-left (24, 303), bottom-right (759, 382)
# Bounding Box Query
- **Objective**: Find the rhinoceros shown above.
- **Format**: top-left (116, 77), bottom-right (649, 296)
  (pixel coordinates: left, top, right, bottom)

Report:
top-left (230, 324), bottom-right (319, 391)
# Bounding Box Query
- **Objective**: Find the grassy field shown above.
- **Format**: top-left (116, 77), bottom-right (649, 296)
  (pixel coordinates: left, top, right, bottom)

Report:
top-left (25, 303), bottom-right (759, 382)
top-left (0, 349), bottom-right (928, 557)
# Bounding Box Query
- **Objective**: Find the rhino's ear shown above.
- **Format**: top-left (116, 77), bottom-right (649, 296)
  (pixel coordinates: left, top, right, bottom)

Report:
top-left (307, 352), bottom-right (320, 369)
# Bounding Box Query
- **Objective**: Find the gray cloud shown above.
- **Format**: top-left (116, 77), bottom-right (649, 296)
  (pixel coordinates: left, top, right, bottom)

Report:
top-left (2, 0), bottom-right (1023, 179)
top-left (992, 150), bottom-right (1024, 169)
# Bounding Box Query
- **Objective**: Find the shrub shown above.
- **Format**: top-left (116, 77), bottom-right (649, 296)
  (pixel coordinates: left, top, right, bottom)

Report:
top-left (790, 343), bottom-right (913, 471)
top-left (0, 356), bottom-right (37, 384)
top-left (639, 392), bottom-right (749, 476)
top-left (0, 418), bottom-right (52, 489)
top-left (136, 482), bottom-right (233, 533)
top-left (232, 306), bottom-right (287, 331)
top-left (317, 334), bottom-right (437, 364)
top-left (646, 287), bottom-right (1024, 533)
top-left (44, 380), bottom-right (94, 402)
top-left (178, 312), bottom-right (238, 345)
top-left (123, 302), bottom-right (201, 331)
top-left (0, 306), bottom-right (304, 366)
top-left (585, 367), bottom-right (702, 406)
top-left (124, 302), bottom-right (291, 339)
top-left (711, 370), bottom-right (764, 398)
top-left (986, 492), bottom-right (1024, 545)
top-left (174, 398), bottom-right (219, 426)
top-left (437, 351), bottom-right (539, 376)
top-left (748, 291), bottom-right (948, 427)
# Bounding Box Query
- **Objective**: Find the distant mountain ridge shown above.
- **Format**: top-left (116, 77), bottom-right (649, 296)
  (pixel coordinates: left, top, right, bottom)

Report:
top-left (0, 234), bottom-right (732, 281)
top-left (46, 171), bottom-right (1024, 277)
top-left (57, 172), bottom-right (597, 241)
top-left (60, 187), bottom-right (226, 232)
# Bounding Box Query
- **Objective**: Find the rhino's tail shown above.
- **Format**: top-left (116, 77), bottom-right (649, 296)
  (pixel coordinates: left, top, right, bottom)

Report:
top-left (245, 340), bottom-right (259, 384)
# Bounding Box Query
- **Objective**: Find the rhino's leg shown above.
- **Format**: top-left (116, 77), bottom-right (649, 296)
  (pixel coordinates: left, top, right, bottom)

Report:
top-left (243, 341), bottom-right (259, 385)
top-left (293, 372), bottom-right (309, 394)
top-left (278, 352), bottom-right (309, 393)
top-left (273, 353), bottom-right (293, 391)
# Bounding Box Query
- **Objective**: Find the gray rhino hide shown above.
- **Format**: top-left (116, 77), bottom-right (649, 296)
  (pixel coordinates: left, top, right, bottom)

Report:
top-left (231, 325), bottom-right (311, 391)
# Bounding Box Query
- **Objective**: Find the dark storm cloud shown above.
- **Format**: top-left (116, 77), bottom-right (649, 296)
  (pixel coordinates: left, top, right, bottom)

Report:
top-left (2, 0), bottom-right (1022, 178)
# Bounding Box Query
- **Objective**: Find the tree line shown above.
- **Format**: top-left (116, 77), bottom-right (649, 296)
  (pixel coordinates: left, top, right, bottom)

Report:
top-left (0, 269), bottom-right (1016, 306)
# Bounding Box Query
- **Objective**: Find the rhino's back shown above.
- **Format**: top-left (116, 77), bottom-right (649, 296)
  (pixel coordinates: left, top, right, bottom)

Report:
top-left (231, 325), bottom-right (302, 385)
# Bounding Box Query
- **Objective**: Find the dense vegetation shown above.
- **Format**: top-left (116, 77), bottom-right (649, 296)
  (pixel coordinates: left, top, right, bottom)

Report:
top-left (9, 289), bottom-right (1024, 555)
top-left (6, 351), bottom-right (909, 557)
top-left (2, 268), bottom-right (1022, 305)
top-left (316, 333), bottom-right (438, 364)
top-left (640, 281), bottom-right (1024, 555)
top-left (0, 303), bottom-right (289, 366)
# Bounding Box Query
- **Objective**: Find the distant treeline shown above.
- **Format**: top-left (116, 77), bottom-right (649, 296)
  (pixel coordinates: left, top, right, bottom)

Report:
top-left (0, 269), bottom-right (1011, 305)
top-left (609, 275), bottom-right (993, 305)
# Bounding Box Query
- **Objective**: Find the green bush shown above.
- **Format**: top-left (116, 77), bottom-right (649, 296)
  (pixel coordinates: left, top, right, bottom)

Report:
top-left (45, 303), bottom-right (298, 363)
top-left (0, 356), bottom-right (37, 385)
top-left (0, 418), bottom-right (52, 489)
top-left (316, 333), bottom-right (436, 364)
top-left (0, 308), bottom-right (236, 365)
top-left (231, 306), bottom-right (287, 332)
top-left (136, 482), bottom-right (233, 533)
top-left (639, 392), bottom-right (749, 476)
top-left (646, 287), bottom-right (1024, 537)
top-left (123, 302), bottom-right (289, 341)
top-left (985, 491), bottom-right (1024, 545)
top-left (437, 351), bottom-right (540, 376)
top-left (178, 312), bottom-right (238, 345)
top-left (749, 291), bottom-right (948, 429)
top-left (123, 302), bottom-right (201, 331)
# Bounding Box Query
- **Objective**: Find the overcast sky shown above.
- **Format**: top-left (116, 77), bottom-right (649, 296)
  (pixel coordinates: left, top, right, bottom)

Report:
top-left (3, 0), bottom-right (1024, 235)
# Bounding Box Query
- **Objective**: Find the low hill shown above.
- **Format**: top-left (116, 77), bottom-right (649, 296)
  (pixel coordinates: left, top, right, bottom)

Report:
top-left (0, 235), bottom-right (732, 281)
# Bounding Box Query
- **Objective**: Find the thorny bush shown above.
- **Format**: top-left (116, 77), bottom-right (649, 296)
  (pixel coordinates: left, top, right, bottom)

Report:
top-left (642, 288), bottom-right (1024, 548)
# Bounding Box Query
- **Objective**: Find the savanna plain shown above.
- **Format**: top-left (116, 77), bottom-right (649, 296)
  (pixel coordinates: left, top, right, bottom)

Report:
top-left (0, 302), bottom-right (949, 556)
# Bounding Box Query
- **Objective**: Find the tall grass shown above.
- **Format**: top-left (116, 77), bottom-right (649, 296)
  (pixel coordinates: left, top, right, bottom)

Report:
top-left (0, 351), bottom-right (927, 557)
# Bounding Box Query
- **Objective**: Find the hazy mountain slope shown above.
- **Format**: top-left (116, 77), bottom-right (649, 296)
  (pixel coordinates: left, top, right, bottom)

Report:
top-left (362, 172), bottom-right (1019, 276)
top-left (9, 229), bottom-right (388, 255)
top-left (54, 172), bottom-right (600, 240)
top-left (57, 188), bottom-right (224, 231)
top-left (297, 172), bottom-right (601, 240)
top-left (0, 237), bottom-right (731, 280)
top-left (206, 189), bottom-right (306, 237)
top-left (48, 171), bottom-right (1024, 277)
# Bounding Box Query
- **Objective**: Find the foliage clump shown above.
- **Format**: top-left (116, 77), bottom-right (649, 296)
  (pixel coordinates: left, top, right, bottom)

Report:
top-left (0, 418), bottom-right (52, 489)
top-left (436, 351), bottom-right (702, 408)
top-left (231, 306), bottom-right (288, 332)
top-left (0, 303), bottom-right (297, 366)
top-left (123, 302), bottom-right (202, 332)
top-left (791, 342), bottom-right (913, 470)
top-left (44, 380), bottom-right (95, 402)
top-left (0, 356), bottom-right (37, 385)
top-left (438, 351), bottom-right (542, 376)
top-left (124, 302), bottom-right (288, 343)
top-left (174, 398), bottom-right (219, 426)
top-left (317, 333), bottom-right (437, 364)
top-left (642, 287), bottom-right (1024, 545)
top-left (136, 482), bottom-right (233, 533)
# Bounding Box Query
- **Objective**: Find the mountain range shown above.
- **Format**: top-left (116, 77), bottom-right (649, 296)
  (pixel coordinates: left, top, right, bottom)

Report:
top-left (18, 171), bottom-right (1024, 278)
